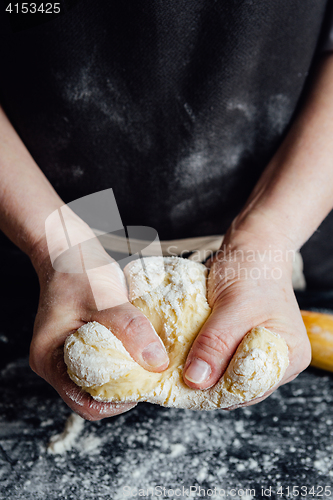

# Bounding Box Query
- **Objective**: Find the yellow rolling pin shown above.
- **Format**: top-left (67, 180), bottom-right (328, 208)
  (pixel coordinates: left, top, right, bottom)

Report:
top-left (302, 310), bottom-right (333, 372)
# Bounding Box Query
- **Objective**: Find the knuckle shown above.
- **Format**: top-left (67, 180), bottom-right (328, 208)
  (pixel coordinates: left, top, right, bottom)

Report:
top-left (195, 326), bottom-right (234, 358)
top-left (123, 314), bottom-right (152, 339)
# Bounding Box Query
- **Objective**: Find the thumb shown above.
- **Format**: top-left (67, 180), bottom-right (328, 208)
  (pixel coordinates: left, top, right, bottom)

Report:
top-left (183, 254), bottom-right (264, 390)
top-left (93, 302), bottom-right (169, 372)
top-left (85, 260), bottom-right (169, 373)
top-left (182, 300), bottom-right (252, 389)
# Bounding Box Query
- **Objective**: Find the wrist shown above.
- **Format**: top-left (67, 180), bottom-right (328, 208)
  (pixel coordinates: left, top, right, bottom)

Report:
top-left (28, 234), bottom-right (54, 279)
top-left (225, 207), bottom-right (298, 252)
top-left (29, 206), bottom-right (97, 279)
top-left (218, 211), bottom-right (298, 276)
top-left (30, 206), bottom-right (113, 285)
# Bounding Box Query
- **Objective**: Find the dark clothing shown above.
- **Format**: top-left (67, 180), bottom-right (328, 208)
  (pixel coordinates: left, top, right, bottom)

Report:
top-left (0, 0), bottom-right (332, 288)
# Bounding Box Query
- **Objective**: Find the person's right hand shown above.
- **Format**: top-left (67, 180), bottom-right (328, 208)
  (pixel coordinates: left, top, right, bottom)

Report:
top-left (29, 216), bottom-right (169, 421)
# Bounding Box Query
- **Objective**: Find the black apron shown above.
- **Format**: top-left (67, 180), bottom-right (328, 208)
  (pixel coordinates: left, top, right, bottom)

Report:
top-left (0, 0), bottom-right (332, 288)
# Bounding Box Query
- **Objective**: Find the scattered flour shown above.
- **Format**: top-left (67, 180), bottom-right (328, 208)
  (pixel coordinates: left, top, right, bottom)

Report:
top-left (169, 443), bottom-right (186, 457)
top-left (1, 344), bottom-right (333, 499)
top-left (47, 413), bottom-right (104, 457)
top-left (48, 413), bottom-right (85, 455)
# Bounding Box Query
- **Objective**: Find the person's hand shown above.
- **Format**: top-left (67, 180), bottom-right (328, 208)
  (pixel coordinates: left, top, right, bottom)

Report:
top-left (29, 218), bottom-right (169, 421)
top-left (183, 225), bottom-right (311, 408)
top-left (181, 54), bottom-right (333, 407)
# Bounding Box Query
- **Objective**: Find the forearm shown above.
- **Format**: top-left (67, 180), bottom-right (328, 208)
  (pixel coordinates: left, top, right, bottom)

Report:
top-left (0, 105), bottom-right (64, 262)
top-left (230, 53), bottom-right (333, 251)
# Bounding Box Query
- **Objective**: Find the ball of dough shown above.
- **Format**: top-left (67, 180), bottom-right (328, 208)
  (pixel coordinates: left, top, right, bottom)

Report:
top-left (64, 257), bottom-right (289, 410)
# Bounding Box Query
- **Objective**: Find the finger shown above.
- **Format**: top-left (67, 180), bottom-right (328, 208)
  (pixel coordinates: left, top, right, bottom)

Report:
top-left (183, 260), bottom-right (257, 389)
top-left (92, 302), bottom-right (169, 372)
top-left (32, 347), bottom-right (137, 421)
top-left (182, 302), bottom-right (251, 389)
top-left (85, 260), bottom-right (169, 372)
top-left (31, 316), bottom-right (139, 420)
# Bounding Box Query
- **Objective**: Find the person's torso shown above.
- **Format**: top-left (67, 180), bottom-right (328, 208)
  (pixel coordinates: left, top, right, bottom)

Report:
top-left (0, 0), bottom-right (328, 238)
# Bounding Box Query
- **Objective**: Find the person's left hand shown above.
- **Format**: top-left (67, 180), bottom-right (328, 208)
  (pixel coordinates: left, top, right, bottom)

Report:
top-left (182, 227), bottom-right (311, 408)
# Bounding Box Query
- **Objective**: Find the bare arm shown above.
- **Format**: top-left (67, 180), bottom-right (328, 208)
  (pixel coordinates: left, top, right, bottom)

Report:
top-left (0, 106), bottom-right (168, 420)
top-left (184, 54), bottom-right (333, 398)
top-left (233, 52), bottom-right (333, 251)
top-left (0, 106), bottom-right (63, 265)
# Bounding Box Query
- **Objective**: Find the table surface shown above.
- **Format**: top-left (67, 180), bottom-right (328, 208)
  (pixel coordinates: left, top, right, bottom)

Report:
top-left (1, 251), bottom-right (333, 500)
top-left (1, 357), bottom-right (333, 500)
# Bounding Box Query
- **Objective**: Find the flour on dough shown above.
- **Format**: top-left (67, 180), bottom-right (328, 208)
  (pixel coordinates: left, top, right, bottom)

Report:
top-left (64, 257), bottom-right (289, 410)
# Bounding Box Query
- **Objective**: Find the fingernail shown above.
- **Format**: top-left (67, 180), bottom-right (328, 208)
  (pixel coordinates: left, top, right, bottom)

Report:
top-left (142, 342), bottom-right (168, 368)
top-left (185, 358), bottom-right (211, 384)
